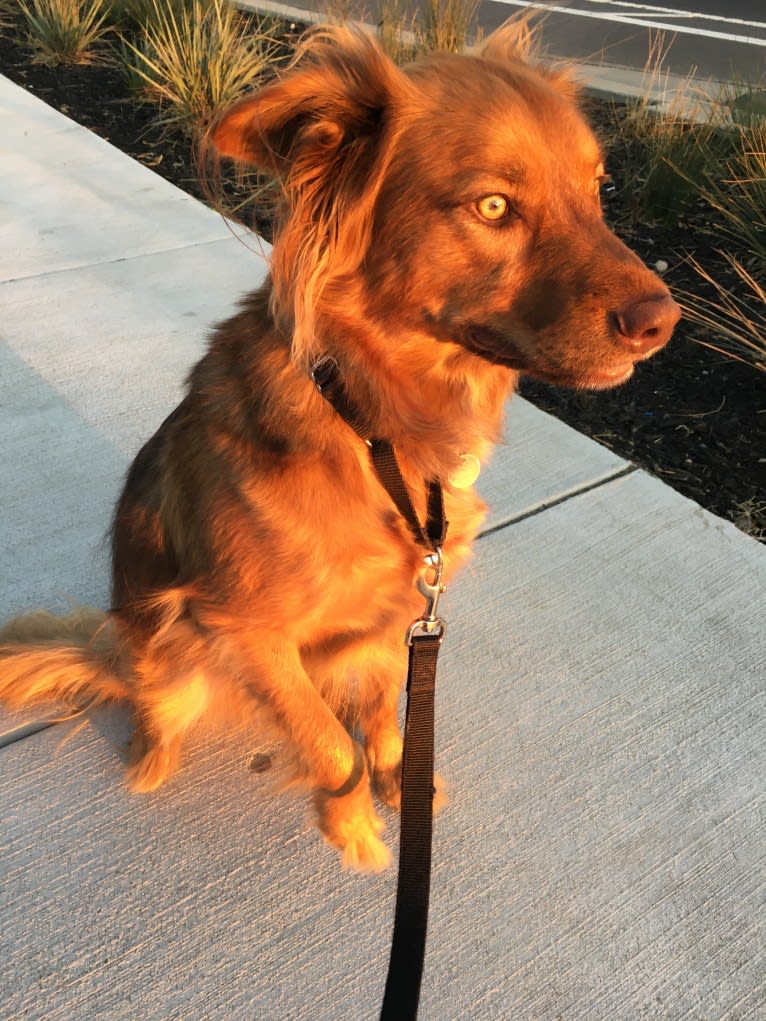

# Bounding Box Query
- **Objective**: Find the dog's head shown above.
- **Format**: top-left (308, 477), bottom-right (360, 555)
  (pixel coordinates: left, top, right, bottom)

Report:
top-left (212, 24), bottom-right (679, 390)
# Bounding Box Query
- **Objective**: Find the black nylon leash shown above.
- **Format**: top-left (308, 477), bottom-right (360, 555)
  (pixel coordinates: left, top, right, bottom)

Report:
top-left (379, 630), bottom-right (442, 1020)
top-left (312, 357), bottom-right (447, 1021)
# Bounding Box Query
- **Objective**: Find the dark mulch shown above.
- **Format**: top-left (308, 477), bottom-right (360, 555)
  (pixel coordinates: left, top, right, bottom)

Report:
top-left (1, 15), bottom-right (764, 539)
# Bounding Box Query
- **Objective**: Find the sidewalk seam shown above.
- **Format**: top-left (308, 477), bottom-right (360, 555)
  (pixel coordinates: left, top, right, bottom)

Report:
top-left (0, 720), bottom-right (58, 751)
top-left (478, 464), bottom-right (639, 539)
top-left (0, 231), bottom-right (257, 287)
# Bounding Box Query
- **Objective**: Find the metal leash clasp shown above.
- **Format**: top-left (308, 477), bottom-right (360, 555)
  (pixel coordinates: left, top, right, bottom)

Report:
top-left (405, 546), bottom-right (447, 645)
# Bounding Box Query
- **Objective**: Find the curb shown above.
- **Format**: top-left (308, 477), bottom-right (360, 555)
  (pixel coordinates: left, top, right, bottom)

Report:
top-left (238, 0), bottom-right (732, 117)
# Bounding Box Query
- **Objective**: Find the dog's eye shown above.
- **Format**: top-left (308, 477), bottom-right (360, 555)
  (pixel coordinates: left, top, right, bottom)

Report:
top-left (597, 173), bottom-right (615, 201)
top-left (475, 194), bottom-right (511, 222)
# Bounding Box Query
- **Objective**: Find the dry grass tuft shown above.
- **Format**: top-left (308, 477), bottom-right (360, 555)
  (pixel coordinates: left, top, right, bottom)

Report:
top-left (681, 255), bottom-right (766, 373)
top-left (19, 0), bottom-right (111, 65)
top-left (120, 0), bottom-right (280, 134)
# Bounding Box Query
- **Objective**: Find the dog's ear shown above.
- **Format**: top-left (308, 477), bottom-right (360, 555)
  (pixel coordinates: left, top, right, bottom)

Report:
top-left (479, 18), bottom-right (579, 99)
top-left (477, 15), bottom-right (538, 65)
top-left (211, 25), bottom-right (401, 180)
top-left (210, 26), bottom-right (407, 362)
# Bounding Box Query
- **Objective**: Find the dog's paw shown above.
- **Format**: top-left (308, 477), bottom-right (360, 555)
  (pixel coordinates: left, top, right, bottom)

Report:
top-left (372, 763), bottom-right (449, 815)
top-left (126, 729), bottom-right (179, 793)
top-left (338, 818), bottom-right (392, 873)
top-left (315, 787), bottom-right (391, 873)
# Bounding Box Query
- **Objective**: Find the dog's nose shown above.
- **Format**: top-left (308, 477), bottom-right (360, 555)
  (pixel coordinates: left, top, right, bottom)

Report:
top-left (613, 295), bottom-right (681, 355)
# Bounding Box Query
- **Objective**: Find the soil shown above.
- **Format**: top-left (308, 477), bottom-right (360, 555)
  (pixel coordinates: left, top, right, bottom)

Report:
top-left (1, 14), bottom-right (764, 540)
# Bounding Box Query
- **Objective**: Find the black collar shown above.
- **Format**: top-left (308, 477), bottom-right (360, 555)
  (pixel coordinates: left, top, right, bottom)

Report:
top-left (311, 356), bottom-right (448, 552)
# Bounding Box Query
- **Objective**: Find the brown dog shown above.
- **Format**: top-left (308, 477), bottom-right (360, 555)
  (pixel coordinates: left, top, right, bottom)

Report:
top-left (0, 24), bottom-right (679, 871)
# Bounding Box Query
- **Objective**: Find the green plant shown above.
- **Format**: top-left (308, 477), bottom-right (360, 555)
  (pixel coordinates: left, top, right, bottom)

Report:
top-left (0, 0), bottom-right (17, 30)
top-left (121, 0), bottom-right (279, 134)
top-left (19, 0), bottom-right (111, 65)
top-left (603, 34), bottom-right (730, 227)
top-left (697, 118), bottom-right (766, 263)
top-left (727, 86), bottom-right (766, 128)
top-left (682, 117), bottom-right (766, 371)
top-left (608, 95), bottom-right (731, 227)
top-left (109, 0), bottom-right (196, 33)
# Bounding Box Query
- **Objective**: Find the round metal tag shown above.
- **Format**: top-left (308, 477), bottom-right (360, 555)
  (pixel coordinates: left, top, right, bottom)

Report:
top-left (448, 453), bottom-right (481, 489)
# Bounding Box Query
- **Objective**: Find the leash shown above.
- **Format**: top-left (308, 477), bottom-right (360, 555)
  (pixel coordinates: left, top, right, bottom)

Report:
top-left (312, 357), bottom-right (448, 1021)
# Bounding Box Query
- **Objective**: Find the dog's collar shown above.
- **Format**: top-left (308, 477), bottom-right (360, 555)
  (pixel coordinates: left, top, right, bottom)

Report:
top-left (310, 356), bottom-right (447, 553)
top-left (312, 355), bottom-right (481, 491)
top-left (310, 355), bottom-right (374, 441)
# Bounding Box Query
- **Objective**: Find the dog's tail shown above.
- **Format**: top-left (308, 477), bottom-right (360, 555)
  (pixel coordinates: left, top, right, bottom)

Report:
top-left (0, 608), bottom-right (130, 715)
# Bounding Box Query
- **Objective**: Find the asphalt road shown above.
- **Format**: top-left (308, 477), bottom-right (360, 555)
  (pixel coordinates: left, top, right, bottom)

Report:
top-left (480, 1), bottom-right (766, 82)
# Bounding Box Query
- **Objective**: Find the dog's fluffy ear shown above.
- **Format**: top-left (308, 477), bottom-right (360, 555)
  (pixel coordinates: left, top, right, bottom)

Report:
top-left (211, 25), bottom-right (401, 178)
top-left (478, 16), bottom-right (538, 65)
top-left (210, 25), bottom-right (407, 363)
top-left (479, 17), bottom-right (579, 99)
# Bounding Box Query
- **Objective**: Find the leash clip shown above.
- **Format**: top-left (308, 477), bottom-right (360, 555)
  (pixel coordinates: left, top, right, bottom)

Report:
top-left (406, 546), bottom-right (447, 645)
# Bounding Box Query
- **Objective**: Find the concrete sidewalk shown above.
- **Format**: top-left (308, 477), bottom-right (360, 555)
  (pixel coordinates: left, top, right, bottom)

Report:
top-left (1, 75), bottom-right (764, 1021)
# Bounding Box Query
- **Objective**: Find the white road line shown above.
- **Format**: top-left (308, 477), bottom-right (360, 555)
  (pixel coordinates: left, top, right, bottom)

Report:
top-left (494, 0), bottom-right (766, 45)
top-left (569, 0), bottom-right (766, 32)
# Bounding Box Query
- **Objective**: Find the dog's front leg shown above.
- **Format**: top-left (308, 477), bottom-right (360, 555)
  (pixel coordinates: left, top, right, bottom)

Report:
top-left (234, 633), bottom-right (391, 872)
top-left (359, 656), bottom-right (406, 810)
top-left (356, 636), bottom-right (449, 815)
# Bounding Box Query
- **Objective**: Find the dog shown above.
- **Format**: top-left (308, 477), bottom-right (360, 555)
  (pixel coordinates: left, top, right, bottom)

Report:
top-left (0, 23), bottom-right (679, 871)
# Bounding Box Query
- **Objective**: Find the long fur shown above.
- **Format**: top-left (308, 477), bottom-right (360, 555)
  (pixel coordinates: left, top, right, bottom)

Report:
top-left (0, 23), bottom-right (679, 871)
top-left (0, 609), bottom-right (124, 710)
